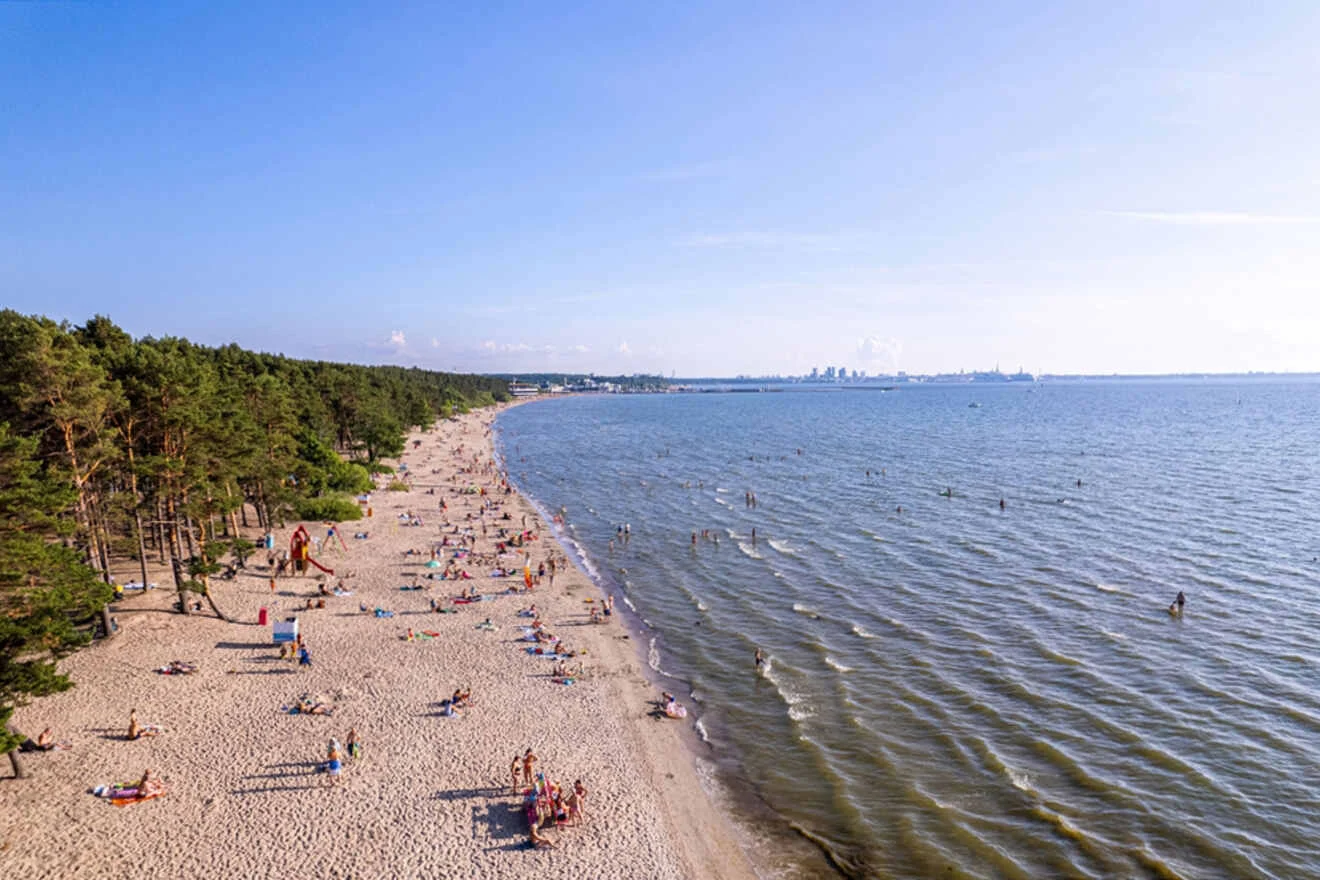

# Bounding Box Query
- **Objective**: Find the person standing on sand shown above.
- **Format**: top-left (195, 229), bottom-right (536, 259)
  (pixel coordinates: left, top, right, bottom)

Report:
top-left (325, 738), bottom-right (342, 786)
top-left (522, 748), bottom-right (538, 786)
top-left (511, 755), bottom-right (523, 793)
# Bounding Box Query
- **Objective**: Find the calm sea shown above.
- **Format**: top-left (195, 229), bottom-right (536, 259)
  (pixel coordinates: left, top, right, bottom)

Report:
top-left (494, 381), bottom-right (1320, 879)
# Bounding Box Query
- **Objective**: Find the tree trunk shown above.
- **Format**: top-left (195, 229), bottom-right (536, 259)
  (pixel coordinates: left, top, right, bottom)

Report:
top-left (133, 507), bottom-right (149, 590)
top-left (171, 556), bottom-right (190, 615)
top-left (182, 510), bottom-right (196, 559)
top-left (155, 496), bottom-right (168, 565)
top-left (89, 492), bottom-right (112, 580)
top-left (5, 724), bottom-right (27, 779)
top-left (226, 483), bottom-right (241, 542)
top-left (165, 496), bottom-right (189, 616)
top-left (100, 604), bottom-right (115, 639)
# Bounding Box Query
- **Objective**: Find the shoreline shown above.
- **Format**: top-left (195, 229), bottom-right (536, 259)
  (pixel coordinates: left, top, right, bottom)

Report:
top-left (494, 397), bottom-right (846, 880)
top-left (0, 403), bottom-right (758, 880)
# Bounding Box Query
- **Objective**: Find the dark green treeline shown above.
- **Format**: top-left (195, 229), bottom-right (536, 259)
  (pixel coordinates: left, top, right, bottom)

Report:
top-left (0, 311), bottom-right (506, 763)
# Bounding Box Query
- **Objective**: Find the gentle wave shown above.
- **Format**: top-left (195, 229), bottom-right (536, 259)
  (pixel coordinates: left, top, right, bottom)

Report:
top-left (825, 656), bottom-right (854, 673)
top-left (496, 382), bottom-right (1320, 880)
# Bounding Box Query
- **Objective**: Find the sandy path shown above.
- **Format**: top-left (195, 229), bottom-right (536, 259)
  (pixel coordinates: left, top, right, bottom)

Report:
top-left (0, 404), bottom-right (757, 880)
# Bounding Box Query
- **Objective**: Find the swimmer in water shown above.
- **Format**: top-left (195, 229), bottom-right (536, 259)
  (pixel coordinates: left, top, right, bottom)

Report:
top-left (1168, 591), bottom-right (1186, 616)
top-left (999, 498), bottom-right (1005, 510)
top-left (755, 649), bottom-right (764, 671)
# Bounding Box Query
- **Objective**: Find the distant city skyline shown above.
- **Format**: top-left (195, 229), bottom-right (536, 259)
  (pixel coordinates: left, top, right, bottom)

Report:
top-left (3, 3), bottom-right (1318, 376)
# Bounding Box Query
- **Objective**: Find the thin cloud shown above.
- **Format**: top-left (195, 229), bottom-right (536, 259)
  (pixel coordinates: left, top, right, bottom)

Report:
top-left (480, 341), bottom-right (533, 354)
top-left (1102, 211), bottom-right (1320, 226)
top-left (617, 341), bottom-right (631, 355)
top-left (389, 330), bottom-right (406, 347)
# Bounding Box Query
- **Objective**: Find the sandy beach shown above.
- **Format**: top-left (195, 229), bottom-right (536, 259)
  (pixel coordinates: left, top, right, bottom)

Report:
top-left (0, 403), bottom-right (757, 880)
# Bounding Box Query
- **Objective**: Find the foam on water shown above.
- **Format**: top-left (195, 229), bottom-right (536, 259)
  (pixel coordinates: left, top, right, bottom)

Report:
top-left (768, 539), bottom-right (799, 556)
top-left (737, 541), bottom-right (763, 559)
top-left (825, 656), bottom-right (854, 673)
top-left (851, 624), bottom-right (877, 639)
top-left (763, 662), bottom-right (815, 722)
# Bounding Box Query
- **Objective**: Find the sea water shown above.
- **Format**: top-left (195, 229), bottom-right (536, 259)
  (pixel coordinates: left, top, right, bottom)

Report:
top-left (495, 380), bottom-right (1320, 879)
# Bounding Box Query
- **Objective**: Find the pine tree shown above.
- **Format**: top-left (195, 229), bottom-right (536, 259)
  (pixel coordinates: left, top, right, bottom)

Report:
top-left (0, 425), bottom-right (113, 777)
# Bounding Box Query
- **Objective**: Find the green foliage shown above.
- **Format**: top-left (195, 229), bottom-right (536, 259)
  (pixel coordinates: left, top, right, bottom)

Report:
top-left (294, 496), bottom-right (364, 522)
top-left (0, 425), bottom-right (112, 754)
top-left (0, 310), bottom-right (505, 748)
top-left (386, 480), bottom-right (410, 492)
top-left (328, 462), bottom-right (373, 495)
top-left (367, 462), bottom-right (394, 475)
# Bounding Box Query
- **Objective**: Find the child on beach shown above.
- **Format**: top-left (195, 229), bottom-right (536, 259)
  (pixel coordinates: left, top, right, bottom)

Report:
top-left (325, 738), bottom-right (342, 786)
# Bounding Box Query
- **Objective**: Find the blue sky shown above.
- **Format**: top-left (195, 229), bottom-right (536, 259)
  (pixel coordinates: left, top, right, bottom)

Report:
top-left (3, 2), bottom-right (1318, 376)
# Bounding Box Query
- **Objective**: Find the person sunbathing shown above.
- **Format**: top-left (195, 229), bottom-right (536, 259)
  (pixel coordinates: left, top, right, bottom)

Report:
top-left (127, 708), bottom-right (160, 740)
top-left (136, 768), bottom-right (164, 797)
top-left (298, 697), bottom-right (332, 715)
top-left (19, 727), bottom-right (66, 752)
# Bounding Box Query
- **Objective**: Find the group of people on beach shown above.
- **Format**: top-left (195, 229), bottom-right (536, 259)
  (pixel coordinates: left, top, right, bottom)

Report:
top-left (512, 747), bottom-right (589, 848)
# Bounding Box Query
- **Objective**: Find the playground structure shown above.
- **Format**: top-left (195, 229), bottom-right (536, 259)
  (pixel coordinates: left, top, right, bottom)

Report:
top-left (290, 524), bottom-right (334, 575)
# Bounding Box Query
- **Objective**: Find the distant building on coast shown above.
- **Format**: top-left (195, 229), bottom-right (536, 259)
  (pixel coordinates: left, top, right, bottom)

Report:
top-left (508, 382), bottom-right (540, 398)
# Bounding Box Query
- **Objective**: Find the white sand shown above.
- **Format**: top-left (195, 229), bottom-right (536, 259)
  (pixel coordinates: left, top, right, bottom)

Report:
top-left (0, 404), bottom-right (757, 880)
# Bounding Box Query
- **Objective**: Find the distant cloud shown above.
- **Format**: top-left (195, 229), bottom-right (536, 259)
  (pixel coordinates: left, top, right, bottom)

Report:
top-left (856, 336), bottom-right (902, 372)
top-left (430, 337), bottom-right (440, 348)
top-left (389, 330), bottom-right (406, 347)
top-left (481, 341), bottom-right (533, 354)
top-left (571, 344), bottom-right (590, 353)
top-left (617, 341), bottom-right (631, 355)
top-left (1102, 211), bottom-right (1320, 226)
